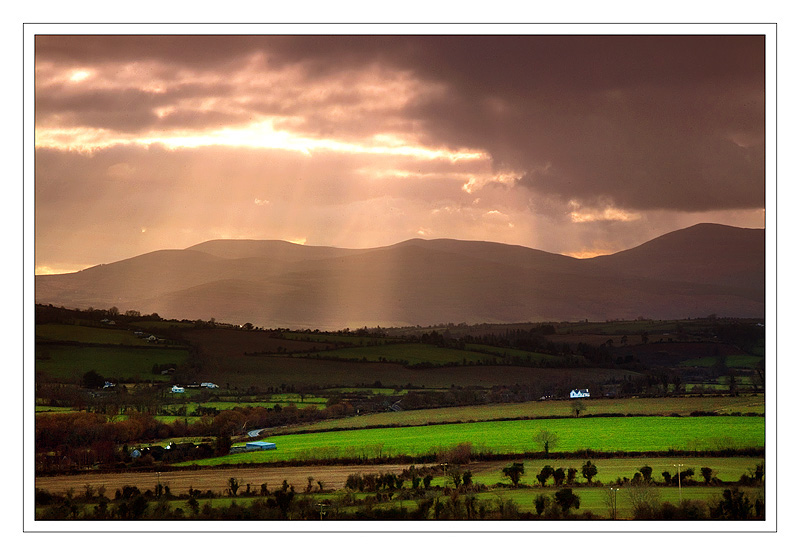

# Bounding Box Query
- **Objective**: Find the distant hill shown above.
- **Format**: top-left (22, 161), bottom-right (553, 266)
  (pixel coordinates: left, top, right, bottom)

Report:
top-left (35, 224), bottom-right (765, 329)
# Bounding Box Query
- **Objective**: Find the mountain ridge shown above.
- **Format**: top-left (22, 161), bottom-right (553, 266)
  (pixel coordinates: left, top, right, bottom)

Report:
top-left (35, 223), bottom-right (765, 329)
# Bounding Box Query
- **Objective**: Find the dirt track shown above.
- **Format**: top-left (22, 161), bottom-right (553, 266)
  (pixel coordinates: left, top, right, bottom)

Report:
top-left (35, 464), bottom-right (423, 496)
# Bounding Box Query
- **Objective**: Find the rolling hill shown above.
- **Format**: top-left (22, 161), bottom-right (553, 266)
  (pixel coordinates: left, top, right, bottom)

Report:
top-left (35, 224), bottom-right (765, 329)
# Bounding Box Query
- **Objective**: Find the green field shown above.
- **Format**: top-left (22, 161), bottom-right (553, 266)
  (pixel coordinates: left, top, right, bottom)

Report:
top-left (286, 395), bottom-right (765, 433)
top-left (161, 400), bottom-right (329, 414)
top-left (306, 343), bottom-right (498, 366)
top-left (35, 344), bottom-right (188, 381)
top-left (472, 485), bottom-right (763, 519)
top-left (281, 333), bottom-right (402, 346)
top-left (36, 323), bottom-right (154, 346)
top-left (35, 405), bottom-right (79, 414)
top-left (176, 416), bottom-right (764, 466)
top-left (680, 355), bottom-right (764, 369)
top-left (37, 484), bottom-right (763, 521)
top-left (464, 344), bottom-right (565, 363)
top-left (470, 457), bottom-right (763, 487)
top-left (210, 355), bottom-right (638, 389)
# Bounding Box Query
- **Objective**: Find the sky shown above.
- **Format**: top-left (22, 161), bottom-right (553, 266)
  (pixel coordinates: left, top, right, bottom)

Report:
top-left (34, 33), bottom-right (767, 274)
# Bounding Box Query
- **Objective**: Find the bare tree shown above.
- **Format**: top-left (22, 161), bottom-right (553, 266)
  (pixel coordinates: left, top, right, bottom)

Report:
top-left (534, 429), bottom-right (560, 457)
top-left (571, 399), bottom-right (586, 417)
top-left (626, 482), bottom-right (661, 519)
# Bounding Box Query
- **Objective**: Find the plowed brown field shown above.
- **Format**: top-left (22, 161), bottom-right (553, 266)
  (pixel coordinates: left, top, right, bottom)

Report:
top-left (35, 464), bottom-right (424, 496)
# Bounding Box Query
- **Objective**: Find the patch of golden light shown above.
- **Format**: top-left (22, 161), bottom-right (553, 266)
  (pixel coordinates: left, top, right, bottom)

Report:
top-left (35, 264), bottom-right (90, 275)
top-left (287, 237), bottom-right (307, 245)
top-left (568, 201), bottom-right (641, 223)
top-left (69, 69), bottom-right (92, 82)
top-left (36, 120), bottom-right (488, 163)
top-left (154, 106), bottom-right (176, 119)
top-left (462, 171), bottom-right (522, 194)
top-left (562, 250), bottom-right (615, 259)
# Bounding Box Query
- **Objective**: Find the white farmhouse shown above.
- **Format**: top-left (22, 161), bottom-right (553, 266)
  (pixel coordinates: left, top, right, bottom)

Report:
top-left (570, 389), bottom-right (590, 398)
top-left (171, 385), bottom-right (185, 393)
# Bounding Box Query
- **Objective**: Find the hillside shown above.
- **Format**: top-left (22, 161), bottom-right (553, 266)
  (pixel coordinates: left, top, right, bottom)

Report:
top-left (35, 224), bottom-right (765, 329)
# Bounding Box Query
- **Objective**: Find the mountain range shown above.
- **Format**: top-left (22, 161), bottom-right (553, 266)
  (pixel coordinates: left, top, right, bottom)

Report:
top-left (35, 223), bottom-right (765, 329)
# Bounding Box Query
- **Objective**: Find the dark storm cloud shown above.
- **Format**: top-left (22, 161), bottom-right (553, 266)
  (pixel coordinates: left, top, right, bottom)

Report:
top-left (36, 34), bottom-right (765, 213)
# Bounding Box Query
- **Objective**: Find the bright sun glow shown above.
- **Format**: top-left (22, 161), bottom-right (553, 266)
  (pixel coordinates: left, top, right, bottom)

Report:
top-left (35, 119), bottom-right (489, 163)
top-left (69, 69), bottom-right (92, 82)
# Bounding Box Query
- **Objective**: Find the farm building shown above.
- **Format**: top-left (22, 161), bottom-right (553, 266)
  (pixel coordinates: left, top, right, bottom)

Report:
top-left (171, 385), bottom-right (185, 393)
top-left (570, 389), bottom-right (590, 398)
top-left (245, 441), bottom-right (277, 451)
top-left (201, 382), bottom-right (219, 389)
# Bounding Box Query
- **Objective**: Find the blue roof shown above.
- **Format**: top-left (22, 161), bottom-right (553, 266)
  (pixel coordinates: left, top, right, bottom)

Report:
top-left (246, 441), bottom-right (276, 447)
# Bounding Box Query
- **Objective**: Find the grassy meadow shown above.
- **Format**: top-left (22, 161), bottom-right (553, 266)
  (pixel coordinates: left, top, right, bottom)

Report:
top-left (175, 415), bottom-right (764, 466)
top-left (285, 395), bottom-right (765, 433)
top-left (35, 344), bottom-right (188, 381)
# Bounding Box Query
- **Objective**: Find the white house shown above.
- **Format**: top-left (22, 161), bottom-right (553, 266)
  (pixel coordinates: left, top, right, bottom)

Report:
top-left (171, 385), bottom-right (185, 393)
top-left (570, 389), bottom-right (590, 398)
top-left (201, 382), bottom-right (219, 389)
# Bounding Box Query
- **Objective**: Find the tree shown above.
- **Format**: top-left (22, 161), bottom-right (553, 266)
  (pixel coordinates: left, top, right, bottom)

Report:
top-left (228, 477), bottom-right (240, 496)
top-left (502, 462), bottom-right (525, 487)
top-left (554, 488), bottom-right (580, 514)
top-left (534, 429), bottom-right (560, 457)
top-left (533, 494), bottom-right (550, 516)
top-left (536, 465), bottom-right (555, 487)
top-left (553, 467), bottom-right (566, 487)
top-left (626, 483), bottom-right (661, 519)
top-left (570, 400), bottom-right (586, 417)
top-left (215, 434), bottom-right (232, 456)
top-left (709, 488), bottom-right (755, 520)
top-left (700, 467), bottom-right (715, 485)
top-left (273, 481), bottom-right (295, 519)
top-left (82, 370), bottom-right (105, 389)
top-left (639, 465), bottom-right (653, 483)
top-left (566, 467), bottom-right (578, 485)
top-left (581, 460), bottom-right (598, 484)
top-left (727, 369), bottom-right (739, 397)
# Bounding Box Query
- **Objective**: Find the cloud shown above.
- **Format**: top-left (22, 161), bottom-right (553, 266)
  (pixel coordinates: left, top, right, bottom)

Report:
top-left (34, 34), bottom-right (766, 271)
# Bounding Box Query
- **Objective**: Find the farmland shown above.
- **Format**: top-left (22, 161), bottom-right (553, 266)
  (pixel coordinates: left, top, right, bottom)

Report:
top-left (173, 416), bottom-right (764, 466)
top-left (35, 344), bottom-right (188, 381)
top-left (33, 307), bottom-right (767, 521)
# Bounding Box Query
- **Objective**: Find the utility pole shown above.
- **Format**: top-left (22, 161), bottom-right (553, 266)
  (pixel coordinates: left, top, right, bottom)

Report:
top-left (609, 487), bottom-right (620, 520)
top-left (673, 463), bottom-right (684, 504)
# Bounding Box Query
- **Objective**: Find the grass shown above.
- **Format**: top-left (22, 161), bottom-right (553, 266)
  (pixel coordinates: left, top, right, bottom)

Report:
top-left (285, 395), bottom-right (765, 433)
top-left (36, 484), bottom-right (764, 520)
top-left (679, 355), bottom-right (764, 369)
top-left (35, 344), bottom-right (188, 381)
top-left (211, 355), bottom-right (638, 389)
top-left (160, 400), bottom-right (329, 413)
top-left (464, 344), bottom-right (565, 363)
top-left (35, 405), bottom-right (79, 413)
top-left (323, 388), bottom-right (410, 395)
top-left (36, 324), bottom-right (159, 346)
top-left (281, 332), bottom-right (402, 346)
top-left (470, 457), bottom-right (763, 486)
top-left (175, 416), bottom-right (764, 466)
top-left (472, 486), bottom-right (763, 519)
top-left (304, 343), bottom-right (498, 366)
